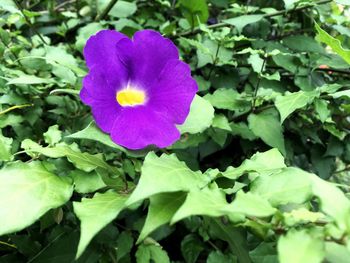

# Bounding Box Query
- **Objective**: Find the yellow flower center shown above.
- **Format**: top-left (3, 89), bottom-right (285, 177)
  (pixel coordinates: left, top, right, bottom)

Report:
top-left (116, 88), bottom-right (146, 107)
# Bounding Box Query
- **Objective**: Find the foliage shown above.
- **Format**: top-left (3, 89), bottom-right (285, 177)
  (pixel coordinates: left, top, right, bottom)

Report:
top-left (1, 0), bottom-right (350, 262)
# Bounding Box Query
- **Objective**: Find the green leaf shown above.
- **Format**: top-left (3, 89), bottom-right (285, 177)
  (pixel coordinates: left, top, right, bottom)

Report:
top-left (331, 89), bottom-right (350, 99)
top-left (116, 231), bottom-right (134, 261)
top-left (247, 53), bottom-right (264, 73)
top-left (212, 114), bottom-right (231, 131)
top-left (325, 242), bottom-right (350, 263)
top-left (98, 0), bottom-right (137, 18)
top-left (283, 208), bottom-right (324, 227)
top-left (21, 139), bottom-right (114, 173)
top-left (171, 185), bottom-right (228, 223)
top-left (138, 192), bottom-right (186, 243)
top-left (0, 131), bottom-right (12, 161)
top-left (209, 218), bottom-right (252, 263)
top-left (195, 39), bottom-right (234, 68)
top-left (43, 125), bottom-right (62, 146)
top-left (75, 23), bottom-right (104, 52)
top-left (248, 110), bottom-right (286, 155)
top-left (46, 46), bottom-right (78, 68)
top-left (126, 153), bottom-right (208, 206)
top-left (0, 0), bottom-right (19, 13)
top-left (314, 99), bottom-right (330, 123)
top-left (7, 75), bottom-right (54, 85)
top-left (207, 251), bottom-right (237, 263)
top-left (278, 230), bottom-right (325, 263)
top-left (70, 170), bottom-right (106, 194)
top-left (315, 23), bottom-right (350, 64)
top-left (224, 191), bottom-right (276, 217)
top-left (230, 122), bottom-right (257, 141)
top-left (204, 88), bottom-right (249, 111)
top-left (275, 90), bottom-right (319, 123)
top-left (283, 35), bottom-right (325, 53)
top-left (222, 148), bottom-right (286, 179)
top-left (136, 243), bottom-right (170, 263)
top-left (179, 0), bottom-right (209, 27)
top-left (283, 0), bottom-right (299, 9)
top-left (0, 161), bottom-right (73, 236)
top-left (251, 167), bottom-right (312, 206)
top-left (177, 95), bottom-right (214, 134)
top-left (68, 122), bottom-right (147, 157)
top-left (310, 175), bottom-right (350, 231)
top-left (223, 15), bottom-right (264, 34)
top-left (181, 234), bottom-right (205, 263)
top-left (73, 191), bottom-right (128, 258)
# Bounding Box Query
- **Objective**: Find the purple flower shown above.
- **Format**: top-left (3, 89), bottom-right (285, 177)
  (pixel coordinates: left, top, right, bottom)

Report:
top-left (80, 30), bottom-right (198, 150)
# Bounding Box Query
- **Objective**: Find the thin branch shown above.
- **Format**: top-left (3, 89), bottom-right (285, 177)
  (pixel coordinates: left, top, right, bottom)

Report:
top-left (0, 104), bottom-right (34, 115)
top-left (13, 0), bottom-right (48, 45)
top-left (178, 0), bottom-right (332, 37)
top-left (206, 43), bottom-right (221, 80)
top-left (95, 0), bottom-right (118, 21)
top-left (251, 55), bottom-right (267, 112)
top-left (237, 64), bottom-right (350, 76)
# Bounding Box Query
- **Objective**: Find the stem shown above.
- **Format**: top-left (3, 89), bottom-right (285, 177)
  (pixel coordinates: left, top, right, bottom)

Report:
top-left (13, 0), bottom-right (48, 45)
top-left (95, 0), bottom-right (118, 21)
top-left (251, 55), bottom-right (266, 112)
top-left (237, 64), bottom-right (350, 76)
top-left (0, 104), bottom-right (34, 115)
top-left (0, 241), bottom-right (17, 249)
top-left (178, 0), bottom-right (332, 37)
top-left (206, 43), bottom-right (221, 80)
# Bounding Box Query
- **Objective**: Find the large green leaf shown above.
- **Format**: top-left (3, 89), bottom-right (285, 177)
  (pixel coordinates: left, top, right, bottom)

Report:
top-left (248, 109), bottom-right (286, 155)
top-left (204, 88), bottom-right (249, 111)
top-left (73, 191), bottom-right (128, 258)
top-left (224, 15), bottom-right (264, 34)
top-left (325, 242), bottom-right (350, 263)
top-left (136, 244), bottom-right (170, 263)
top-left (225, 191), bottom-right (276, 217)
top-left (21, 139), bottom-right (115, 173)
top-left (0, 131), bottom-right (12, 161)
top-left (251, 167), bottom-right (312, 206)
top-left (209, 219), bottom-right (252, 263)
top-left (68, 122), bottom-right (147, 157)
top-left (0, 161), bottom-right (73, 236)
top-left (310, 175), bottom-right (350, 231)
top-left (278, 230), bottom-right (325, 263)
top-left (138, 192), bottom-right (187, 243)
top-left (171, 186), bottom-right (228, 223)
top-left (7, 75), bottom-right (54, 85)
top-left (178, 95), bottom-right (214, 134)
top-left (69, 170), bottom-right (106, 194)
top-left (178, 0), bottom-right (209, 27)
top-left (97, 0), bottom-right (137, 18)
top-left (222, 148), bottom-right (286, 179)
top-left (315, 23), bottom-right (350, 64)
top-left (283, 35), bottom-right (325, 53)
top-left (126, 153), bottom-right (209, 206)
top-left (275, 90), bottom-right (319, 123)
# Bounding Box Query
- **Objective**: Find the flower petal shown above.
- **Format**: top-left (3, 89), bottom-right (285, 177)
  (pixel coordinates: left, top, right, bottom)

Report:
top-left (80, 66), bottom-right (126, 133)
top-left (83, 30), bottom-right (127, 69)
top-left (149, 59), bottom-right (198, 124)
top-left (115, 30), bottom-right (179, 88)
top-left (80, 65), bottom-right (128, 105)
top-left (111, 107), bottom-right (180, 149)
top-left (91, 101), bottom-right (121, 133)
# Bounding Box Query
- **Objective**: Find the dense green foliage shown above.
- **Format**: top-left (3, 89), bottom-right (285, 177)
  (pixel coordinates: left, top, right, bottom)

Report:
top-left (1, 0), bottom-right (350, 262)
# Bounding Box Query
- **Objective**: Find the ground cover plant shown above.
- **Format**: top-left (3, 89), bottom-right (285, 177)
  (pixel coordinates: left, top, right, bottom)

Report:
top-left (1, 0), bottom-right (350, 262)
